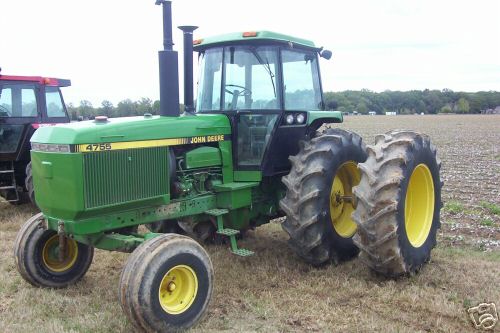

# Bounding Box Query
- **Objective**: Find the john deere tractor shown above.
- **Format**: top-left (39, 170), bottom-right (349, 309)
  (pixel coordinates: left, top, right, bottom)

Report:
top-left (13, 1), bottom-right (442, 331)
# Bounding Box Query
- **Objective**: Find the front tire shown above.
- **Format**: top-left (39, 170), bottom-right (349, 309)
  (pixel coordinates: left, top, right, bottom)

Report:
top-left (119, 234), bottom-right (213, 332)
top-left (13, 213), bottom-right (94, 288)
top-left (280, 128), bottom-right (367, 265)
top-left (352, 130), bottom-right (442, 277)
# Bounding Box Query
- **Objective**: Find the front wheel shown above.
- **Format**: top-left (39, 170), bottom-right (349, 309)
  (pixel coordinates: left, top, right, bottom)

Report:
top-left (119, 234), bottom-right (214, 332)
top-left (13, 213), bottom-right (94, 288)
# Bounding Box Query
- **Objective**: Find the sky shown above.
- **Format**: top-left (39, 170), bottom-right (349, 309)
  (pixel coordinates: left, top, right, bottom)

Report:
top-left (1, 0), bottom-right (499, 106)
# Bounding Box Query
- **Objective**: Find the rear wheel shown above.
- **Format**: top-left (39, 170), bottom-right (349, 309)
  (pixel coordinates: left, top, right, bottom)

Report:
top-left (25, 162), bottom-right (35, 205)
top-left (119, 234), bottom-right (213, 332)
top-left (13, 213), bottom-right (94, 288)
top-left (280, 128), bottom-right (367, 265)
top-left (352, 130), bottom-right (442, 277)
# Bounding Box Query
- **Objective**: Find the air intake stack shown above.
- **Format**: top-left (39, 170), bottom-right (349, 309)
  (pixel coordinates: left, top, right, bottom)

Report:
top-left (178, 26), bottom-right (198, 113)
top-left (156, 0), bottom-right (179, 117)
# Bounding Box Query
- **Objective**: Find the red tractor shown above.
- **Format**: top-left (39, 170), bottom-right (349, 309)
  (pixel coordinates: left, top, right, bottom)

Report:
top-left (0, 69), bottom-right (71, 203)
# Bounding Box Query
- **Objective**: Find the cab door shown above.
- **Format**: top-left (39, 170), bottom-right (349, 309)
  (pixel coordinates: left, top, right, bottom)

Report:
top-left (220, 46), bottom-right (281, 170)
top-left (0, 81), bottom-right (40, 161)
top-left (234, 112), bottom-right (279, 168)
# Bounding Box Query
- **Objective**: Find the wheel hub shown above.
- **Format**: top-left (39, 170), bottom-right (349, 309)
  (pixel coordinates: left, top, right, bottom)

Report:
top-left (329, 161), bottom-right (360, 238)
top-left (167, 281), bottom-right (176, 292)
top-left (158, 265), bottom-right (198, 314)
top-left (42, 234), bottom-right (79, 273)
top-left (405, 163), bottom-right (435, 247)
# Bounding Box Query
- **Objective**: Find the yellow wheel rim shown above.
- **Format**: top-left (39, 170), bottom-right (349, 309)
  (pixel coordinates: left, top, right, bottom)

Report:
top-left (329, 161), bottom-right (360, 238)
top-left (42, 235), bottom-right (78, 272)
top-left (158, 265), bottom-right (198, 315)
top-left (405, 163), bottom-right (435, 247)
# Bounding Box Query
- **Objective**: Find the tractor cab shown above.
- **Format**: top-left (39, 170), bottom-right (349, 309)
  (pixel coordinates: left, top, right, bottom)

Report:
top-left (193, 32), bottom-right (337, 176)
top-left (0, 72), bottom-right (70, 202)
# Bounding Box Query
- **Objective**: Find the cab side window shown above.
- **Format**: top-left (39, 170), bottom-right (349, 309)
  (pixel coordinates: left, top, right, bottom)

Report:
top-left (0, 84), bottom-right (38, 117)
top-left (45, 86), bottom-right (66, 118)
top-left (282, 49), bottom-right (322, 110)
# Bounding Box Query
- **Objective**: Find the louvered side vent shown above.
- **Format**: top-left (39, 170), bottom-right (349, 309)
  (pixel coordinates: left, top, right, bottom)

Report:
top-left (83, 147), bottom-right (169, 209)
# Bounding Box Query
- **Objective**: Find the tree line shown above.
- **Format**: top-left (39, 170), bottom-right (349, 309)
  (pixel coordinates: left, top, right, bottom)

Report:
top-left (67, 89), bottom-right (500, 119)
top-left (324, 89), bottom-right (500, 114)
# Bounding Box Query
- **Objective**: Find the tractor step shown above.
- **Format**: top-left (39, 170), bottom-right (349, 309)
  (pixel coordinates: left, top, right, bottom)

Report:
top-left (216, 228), bottom-right (239, 236)
top-left (0, 161), bottom-right (20, 202)
top-left (205, 208), bottom-right (229, 216)
top-left (231, 248), bottom-right (254, 257)
top-left (207, 208), bottom-right (254, 257)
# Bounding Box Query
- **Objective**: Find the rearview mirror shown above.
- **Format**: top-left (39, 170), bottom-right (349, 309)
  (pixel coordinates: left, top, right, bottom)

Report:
top-left (320, 49), bottom-right (332, 60)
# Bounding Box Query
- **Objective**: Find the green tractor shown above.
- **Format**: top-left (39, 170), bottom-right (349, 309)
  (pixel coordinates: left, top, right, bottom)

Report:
top-left (14, 1), bottom-right (442, 331)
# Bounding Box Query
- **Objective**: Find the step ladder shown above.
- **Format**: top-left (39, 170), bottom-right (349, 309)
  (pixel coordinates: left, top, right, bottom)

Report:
top-left (206, 208), bottom-right (254, 257)
top-left (0, 161), bottom-right (19, 202)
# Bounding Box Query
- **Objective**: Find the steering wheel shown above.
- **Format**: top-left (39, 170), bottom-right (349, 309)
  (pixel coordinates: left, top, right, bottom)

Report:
top-left (224, 84), bottom-right (252, 97)
top-left (0, 104), bottom-right (11, 117)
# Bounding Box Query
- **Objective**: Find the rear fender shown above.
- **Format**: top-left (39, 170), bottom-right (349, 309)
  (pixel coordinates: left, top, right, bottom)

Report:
top-left (306, 111), bottom-right (343, 137)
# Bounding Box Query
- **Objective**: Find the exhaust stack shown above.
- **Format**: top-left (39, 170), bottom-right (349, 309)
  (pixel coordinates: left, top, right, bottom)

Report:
top-left (178, 26), bottom-right (198, 113)
top-left (156, 0), bottom-right (179, 117)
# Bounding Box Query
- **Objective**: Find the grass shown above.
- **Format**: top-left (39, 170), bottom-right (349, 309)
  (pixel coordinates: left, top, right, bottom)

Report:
top-left (444, 201), bottom-right (465, 215)
top-left (1, 202), bottom-right (499, 333)
top-left (480, 218), bottom-right (495, 227)
top-left (480, 201), bottom-right (500, 215)
top-left (2, 114), bottom-right (500, 332)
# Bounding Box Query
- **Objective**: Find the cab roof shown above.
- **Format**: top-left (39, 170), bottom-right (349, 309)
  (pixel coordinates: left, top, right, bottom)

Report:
top-left (193, 30), bottom-right (320, 52)
top-left (0, 74), bottom-right (71, 87)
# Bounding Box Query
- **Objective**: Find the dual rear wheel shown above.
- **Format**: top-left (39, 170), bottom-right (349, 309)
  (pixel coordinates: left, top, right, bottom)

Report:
top-left (353, 130), bottom-right (442, 276)
top-left (280, 128), bottom-right (442, 277)
top-left (280, 128), bottom-right (366, 264)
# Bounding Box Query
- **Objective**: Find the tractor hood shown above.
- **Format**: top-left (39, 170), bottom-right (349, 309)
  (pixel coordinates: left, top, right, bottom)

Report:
top-left (31, 114), bottom-right (231, 146)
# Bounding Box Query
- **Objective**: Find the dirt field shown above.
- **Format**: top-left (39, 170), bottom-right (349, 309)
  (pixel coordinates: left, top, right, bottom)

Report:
top-left (0, 114), bottom-right (499, 332)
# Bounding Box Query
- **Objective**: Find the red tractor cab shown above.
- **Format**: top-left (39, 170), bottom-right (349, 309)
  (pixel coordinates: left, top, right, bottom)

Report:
top-left (0, 69), bottom-right (71, 203)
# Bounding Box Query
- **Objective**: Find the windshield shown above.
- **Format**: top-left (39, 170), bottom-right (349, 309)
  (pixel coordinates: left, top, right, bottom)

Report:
top-left (196, 46), bottom-right (279, 112)
top-left (0, 83), bottom-right (38, 117)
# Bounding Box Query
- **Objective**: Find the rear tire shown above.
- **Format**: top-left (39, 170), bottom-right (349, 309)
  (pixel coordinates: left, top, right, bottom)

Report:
top-left (26, 162), bottom-right (35, 205)
top-left (280, 128), bottom-right (367, 265)
top-left (352, 130), bottom-right (442, 277)
top-left (13, 212), bottom-right (94, 288)
top-left (119, 234), bottom-right (213, 332)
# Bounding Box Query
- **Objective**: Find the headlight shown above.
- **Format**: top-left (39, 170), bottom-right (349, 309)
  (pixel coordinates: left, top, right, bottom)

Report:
top-left (285, 114), bottom-right (294, 125)
top-left (295, 113), bottom-right (305, 124)
top-left (32, 143), bottom-right (70, 153)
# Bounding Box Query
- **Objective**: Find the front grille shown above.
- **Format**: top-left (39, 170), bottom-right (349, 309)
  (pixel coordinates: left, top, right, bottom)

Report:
top-left (83, 147), bottom-right (169, 208)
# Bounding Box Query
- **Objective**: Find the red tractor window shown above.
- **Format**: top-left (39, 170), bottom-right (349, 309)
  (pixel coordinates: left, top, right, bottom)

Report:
top-left (0, 83), bottom-right (38, 117)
